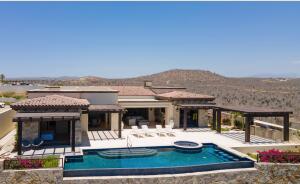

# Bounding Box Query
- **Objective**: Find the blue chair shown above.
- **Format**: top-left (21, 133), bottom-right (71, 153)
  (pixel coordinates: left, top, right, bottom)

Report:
top-left (22, 140), bottom-right (31, 148)
top-left (32, 138), bottom-right (44, 148)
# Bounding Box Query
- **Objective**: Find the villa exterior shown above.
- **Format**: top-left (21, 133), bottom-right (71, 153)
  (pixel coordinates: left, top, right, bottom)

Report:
top-left (11, 82), bottom-right (218, 155)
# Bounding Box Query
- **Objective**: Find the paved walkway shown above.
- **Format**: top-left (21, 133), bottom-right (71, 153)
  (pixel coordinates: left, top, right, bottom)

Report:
top-left (0, 130), bottom-right (15, 158)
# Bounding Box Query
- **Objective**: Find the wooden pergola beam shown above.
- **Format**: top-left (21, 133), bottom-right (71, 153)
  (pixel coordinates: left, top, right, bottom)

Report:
top-left (71, 119), bottom-right (75, 152)
top-left (212, 109), bottom-right (216, 130)
top-left (244, 116), bottom-right (253, 143)
top-left (183, 108), bottom-right (188, 131)
top-left (17, 118), bottom-right (22, 156)
top-left (283, 114), bottom-right (289, 141)
top-left (216, 110), bottom-right (221, 133)
top-left (118, 112), bottom-right (122, 138)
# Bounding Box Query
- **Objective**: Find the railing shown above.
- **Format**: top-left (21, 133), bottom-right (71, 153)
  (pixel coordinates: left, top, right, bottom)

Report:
top-left (127, 135), bottom-right (132, 149)
top-left (3, 157), bottom-right (64, 170)
top-left (257, 153), bottom-right (300, 163)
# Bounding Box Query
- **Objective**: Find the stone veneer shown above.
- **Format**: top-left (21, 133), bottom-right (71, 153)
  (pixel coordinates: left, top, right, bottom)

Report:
top-left (0, 159), bottom-right (63, 184)
top-left (1, 161), bottom-right (300, 184)
top-left (22, 121), bottom-right (39, 142)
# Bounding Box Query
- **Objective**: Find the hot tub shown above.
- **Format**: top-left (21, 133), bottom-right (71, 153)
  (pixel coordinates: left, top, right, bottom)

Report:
top-left (174, 141), bottom-right (203, 152)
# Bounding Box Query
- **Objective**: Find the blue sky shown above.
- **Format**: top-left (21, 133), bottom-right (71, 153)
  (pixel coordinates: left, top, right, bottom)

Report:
top-left (0, 2), bottom-right (300, 78)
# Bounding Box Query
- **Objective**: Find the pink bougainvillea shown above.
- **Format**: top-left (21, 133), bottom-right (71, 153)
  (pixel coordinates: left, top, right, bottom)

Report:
top-left (258, 149), bottom-right (300, 163)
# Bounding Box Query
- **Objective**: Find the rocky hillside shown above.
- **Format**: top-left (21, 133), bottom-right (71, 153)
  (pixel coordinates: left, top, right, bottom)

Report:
top-left (41, 69), bottom-right (300, 121)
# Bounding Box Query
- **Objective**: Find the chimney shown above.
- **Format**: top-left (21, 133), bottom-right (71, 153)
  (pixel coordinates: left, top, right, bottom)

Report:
top-left (144, 81), bottom-right (152, 88)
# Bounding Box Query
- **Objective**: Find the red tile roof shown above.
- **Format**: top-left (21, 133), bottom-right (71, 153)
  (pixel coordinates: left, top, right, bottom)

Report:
top-left (11, 95), bottom-right (90, 110)
top-left (109, 86), bottom-right (156, 96)
top-left (157, 91), bottom-right (215, 100)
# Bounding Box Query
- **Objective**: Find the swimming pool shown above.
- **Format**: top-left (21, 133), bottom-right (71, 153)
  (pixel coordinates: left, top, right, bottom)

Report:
top-left (64, 143), bottom-right (254, 177)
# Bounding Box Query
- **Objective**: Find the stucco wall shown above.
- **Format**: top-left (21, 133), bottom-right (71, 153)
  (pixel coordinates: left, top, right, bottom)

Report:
top-left (0, 108), bottom-right (15, 139)
top-left (81, 93), bottom-right (117, 105)
top-left (70, 120), bottom-right (82, 145)
top-left (28, 92), bottom-right (81, 99)
top-left (110, 113), bottom-right (120, 131)
top-left (80, 113), bottom-right (88, 132)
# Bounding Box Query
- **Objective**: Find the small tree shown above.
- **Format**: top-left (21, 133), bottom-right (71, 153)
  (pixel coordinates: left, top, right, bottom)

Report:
top-left (0, 74), bottom-right (5, 83)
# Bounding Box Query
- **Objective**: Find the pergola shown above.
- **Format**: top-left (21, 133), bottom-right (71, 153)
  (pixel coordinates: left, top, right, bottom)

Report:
top-left (212, 106), bottom-right (293, 143)
top-left (177, 103), bottom-right (293, 143)
top-left (88, 104), bottom-right (124, 138)
top-left (13, 112), bottom-right (81, 155)
top-left (11, 95), bottom-right (90, 155)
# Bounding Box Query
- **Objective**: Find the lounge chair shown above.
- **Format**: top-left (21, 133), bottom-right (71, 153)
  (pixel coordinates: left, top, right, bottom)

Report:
top-left (155, 125), bottom-right (168, 136)
top-left (141, 125), bottom-right (156, 137)
top-left (32, 138), bottom-right (44, 149)
top-left (165, 124), bottom-right (175, 136)
top-left (131, 126), bottom-right (143, 138)
top-left (22, 140), bottom-right (31, 148)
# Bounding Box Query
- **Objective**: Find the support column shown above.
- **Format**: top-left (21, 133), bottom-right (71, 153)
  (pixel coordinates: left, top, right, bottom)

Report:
top-left (71, 119), bottom-right (75, 152)
top-left (183, 108), bottom-right (188, 131)
top-left (283, 114), bottom-right (289, 142)
top-left (212, 109), bottom-right (216, 130)
top-left (216, 110), bottom-right (221, 133)
top-left (108, 112), bottom-right (111, 130)
top-left (245, 116), bottom-right (253, 143)
top-left (17, 119), bottom-right (22, 156)
top-left (118, 112), bottom-right (122, 138)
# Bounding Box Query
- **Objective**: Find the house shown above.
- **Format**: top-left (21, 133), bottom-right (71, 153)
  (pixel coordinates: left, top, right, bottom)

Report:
top-left (10, 82), bottom-right (216, 155)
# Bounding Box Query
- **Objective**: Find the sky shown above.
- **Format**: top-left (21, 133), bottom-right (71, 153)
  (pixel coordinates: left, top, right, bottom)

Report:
top-left (0, 2), bottom-right (300, 78)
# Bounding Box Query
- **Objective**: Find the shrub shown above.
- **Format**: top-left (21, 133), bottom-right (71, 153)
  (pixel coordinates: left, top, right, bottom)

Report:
top-left (42, 155), bottom-right (59, 168)
top-left (4, 156), bottom-right (60, 170)
top-left (258, 149), bottom-right (300, 163)
top-left (222, 118), bottom-right (231, 126)
top-left (234, 119), bottom-right (244, 130)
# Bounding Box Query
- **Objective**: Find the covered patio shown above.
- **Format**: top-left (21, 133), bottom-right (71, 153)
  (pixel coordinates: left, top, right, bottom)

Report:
top-left (88, 104), bottom-right (123, 138)
top-left (212, 106), bottom-right (293, 143)
top-left (10, 95), bottom-right (90, 155)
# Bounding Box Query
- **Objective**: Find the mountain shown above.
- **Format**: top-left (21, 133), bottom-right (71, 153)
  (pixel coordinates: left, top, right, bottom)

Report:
top-left (8, 69), bottom-right (300, 121)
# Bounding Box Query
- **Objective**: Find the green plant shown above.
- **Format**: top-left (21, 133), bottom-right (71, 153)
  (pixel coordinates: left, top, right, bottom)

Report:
top-left (221, 127), bottom-right (230, 132)
top-left (234, 119), bottom-right (244, 130)
top-left (222, 118), bottom-right (231, 126)
top-left (42, 155), bottom-right (59, 168)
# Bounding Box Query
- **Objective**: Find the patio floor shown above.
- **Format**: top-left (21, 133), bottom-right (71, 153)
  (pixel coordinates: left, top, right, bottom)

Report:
top-left (4, 128), bottom-right (298, 157)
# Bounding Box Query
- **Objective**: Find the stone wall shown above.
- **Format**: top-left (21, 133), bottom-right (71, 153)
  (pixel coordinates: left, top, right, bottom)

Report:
top-left (0, 159), bottom-right (63, 184)
top-left (254, 163), bottom-right (300, 183)
top-left (1, 161), bottom-right (300, 184)
top-left (22, 121), bottom-right (39, 142)
top-left (63, 163), bottom-right (300, 184)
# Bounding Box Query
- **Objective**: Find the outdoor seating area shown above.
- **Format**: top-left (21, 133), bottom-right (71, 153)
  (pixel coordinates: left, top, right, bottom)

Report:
top-left (129, 122), bottom-right (175, 138)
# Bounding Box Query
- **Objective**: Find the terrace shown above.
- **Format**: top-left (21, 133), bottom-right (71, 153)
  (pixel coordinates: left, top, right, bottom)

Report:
top-left (14, 128), bottom-right (298, 157)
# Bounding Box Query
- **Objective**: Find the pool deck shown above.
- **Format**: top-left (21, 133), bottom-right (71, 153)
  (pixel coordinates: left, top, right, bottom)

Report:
top-left (7, 128), bottom-right (299, 157)
top-left (83, 128), bottom-right (296, 149)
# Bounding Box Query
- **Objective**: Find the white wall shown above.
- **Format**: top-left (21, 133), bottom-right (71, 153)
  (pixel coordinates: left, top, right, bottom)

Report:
top-left (110, 113), bottom-right (121, 131)
top-left (81, 93), bottom-right (118, 104)
top-left (28, 92), bottom-right (80, 99)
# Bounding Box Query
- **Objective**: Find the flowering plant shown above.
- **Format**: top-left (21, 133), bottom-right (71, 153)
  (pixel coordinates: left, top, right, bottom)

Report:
top-left (258, 149), bottom-right (300, 163)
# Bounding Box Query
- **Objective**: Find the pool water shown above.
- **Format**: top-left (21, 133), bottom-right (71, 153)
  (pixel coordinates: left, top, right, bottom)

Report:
top-left (64, 144), bottom-right (244, 170)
